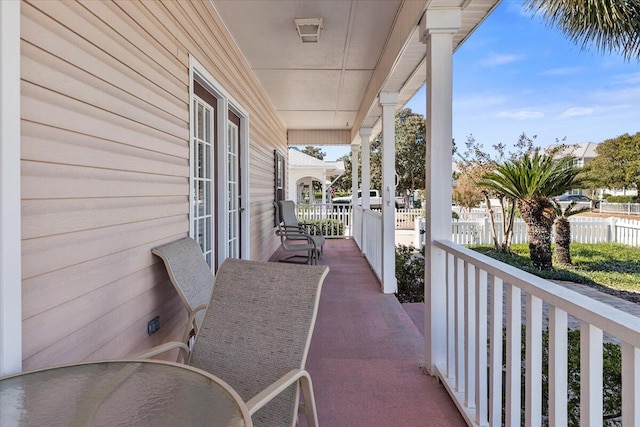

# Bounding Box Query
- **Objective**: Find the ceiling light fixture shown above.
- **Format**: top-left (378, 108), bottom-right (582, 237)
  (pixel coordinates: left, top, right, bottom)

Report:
top-left (294, 18), bottom-right (324, 43)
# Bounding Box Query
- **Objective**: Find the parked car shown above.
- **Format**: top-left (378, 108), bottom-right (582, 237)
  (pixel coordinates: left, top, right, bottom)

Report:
top-left (554, 194), bottom-right (599, 209)
top-left (332, 190), bottom-right (404, 209)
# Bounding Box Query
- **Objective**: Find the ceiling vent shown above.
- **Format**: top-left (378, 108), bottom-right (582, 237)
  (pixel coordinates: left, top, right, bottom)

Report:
top-left (294, 18), bottom-right (324, 43)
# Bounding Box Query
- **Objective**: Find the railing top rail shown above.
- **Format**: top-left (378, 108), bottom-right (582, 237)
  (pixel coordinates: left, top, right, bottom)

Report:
top-left (434, 239), bottom-right (640, 346)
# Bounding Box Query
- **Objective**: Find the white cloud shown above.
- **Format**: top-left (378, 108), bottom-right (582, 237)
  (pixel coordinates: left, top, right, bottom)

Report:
top-left (479, 53), bottom-right (525, 67)
top-left (539, 67), bottom-right (582, 76)
top-left (558, 107), bottom-right (594, 119)
top-left (454, 94), bottom-right (506, 109)
top-left (496, 110), bottom-right (544, 120)
top-left (611, 72), bottom-right (640, 85)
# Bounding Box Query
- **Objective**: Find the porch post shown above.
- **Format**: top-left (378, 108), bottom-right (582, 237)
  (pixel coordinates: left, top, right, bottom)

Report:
top-left (360, 128), bottom-right (372, 255)
top-left (379, 92), bottom-right (398, 294)
top-left (0, 0), bottom-right (22, 375)
top-left (321, 178), bottom-right (326, 205)
top-left (360, 128), bottom-right (372, 210)
top-left (350, 143), bottom-right (359, 239)
top-left (422, 8), bottom-right (460, 373)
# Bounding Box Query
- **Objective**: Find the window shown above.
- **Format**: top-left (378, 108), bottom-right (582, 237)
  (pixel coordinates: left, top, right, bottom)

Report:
top-left (274, 150), bottom-right (285, 225)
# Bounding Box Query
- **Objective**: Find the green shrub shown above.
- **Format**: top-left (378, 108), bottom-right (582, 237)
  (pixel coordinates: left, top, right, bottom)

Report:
top-left (505, 327), bottom-right (622, 425)
top-left (395, 245), bottom-right (425, 303)
top-left (452, 210), bottom-right (459, 220)
top-left (605, 195), bottom-right (636, 203)
top-left (541, 329), bottom-right (621, 424)
top-left (302, 219), bottom-right (344, 236)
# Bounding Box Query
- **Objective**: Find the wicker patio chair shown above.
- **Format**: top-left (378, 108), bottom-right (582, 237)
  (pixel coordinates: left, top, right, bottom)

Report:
top-left (137, 258), bottom-right (329, 427)
top-left (151, 237), bottom-right (214, 343)
top-left (279, 200), bottom-right (325, 257)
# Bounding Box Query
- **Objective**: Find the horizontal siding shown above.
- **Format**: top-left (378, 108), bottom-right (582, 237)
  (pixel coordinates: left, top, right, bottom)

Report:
top-left (20, 0), bottom-right (286, 369)
top-left (288, 130), bottom-right (352, 146)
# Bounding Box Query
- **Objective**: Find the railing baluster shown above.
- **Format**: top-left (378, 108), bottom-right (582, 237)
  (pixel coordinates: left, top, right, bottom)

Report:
top-left (622, 342), bottom-right (640, 426)
top-left (455, 257), bottom-right (465, 393)
top-left (525, 294), bottom-right (542, 427)
top-left (505, 283), bottom-right (521, 427)
top-left (446, 252), bottom-right (455, 379)
top-left (465, 264), bottom-right (476, 409)
top-left (475, 268), bottom-right (488, 426)
top-left (580, 322), bottom-right (603, 427)
top-left (489, 276), bottom-right (503, 426)
top-left (548, 306), bottom-right (567, 426)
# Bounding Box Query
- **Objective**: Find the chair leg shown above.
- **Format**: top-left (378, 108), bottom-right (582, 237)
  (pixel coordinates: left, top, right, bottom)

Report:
top-left (299, 374), bottom-right (319, 427)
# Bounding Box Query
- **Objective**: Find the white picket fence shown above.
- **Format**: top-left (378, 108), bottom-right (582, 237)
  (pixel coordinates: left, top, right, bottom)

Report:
top-left (416, 217), bottom-right (640, 248)
top-left (599, 201), bottom-right (640, 215)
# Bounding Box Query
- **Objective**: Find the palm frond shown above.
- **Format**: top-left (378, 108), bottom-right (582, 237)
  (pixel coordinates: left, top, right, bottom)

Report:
top-left (525, 0), bottom-right (640, 60)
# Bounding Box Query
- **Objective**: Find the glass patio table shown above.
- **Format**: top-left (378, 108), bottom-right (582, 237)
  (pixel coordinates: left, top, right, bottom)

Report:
top-left (0, 359), bottom-right (251, 427)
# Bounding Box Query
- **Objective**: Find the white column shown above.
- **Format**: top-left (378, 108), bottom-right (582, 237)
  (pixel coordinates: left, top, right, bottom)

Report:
top-left (379, 92), bottom-right (398, 294)
top-left (360, 128), bottom-right (372, 255)
top-left (422, 8), bottom-right (460, 373)
top-left (360, 128), bottom-right (372, 210)
top-left (321, 178), bottom-right (326, 205)
top-left (350, 143), bottom-right (359, 239)
top-left (0, 0), bottom-right (22, 376)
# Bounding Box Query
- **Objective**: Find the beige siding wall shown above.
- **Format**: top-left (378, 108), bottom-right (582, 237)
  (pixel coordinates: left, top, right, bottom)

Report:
top-left (21, 0), bottom-right (285, 369)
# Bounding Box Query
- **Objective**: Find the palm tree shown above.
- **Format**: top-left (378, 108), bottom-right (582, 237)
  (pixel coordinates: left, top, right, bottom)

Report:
top-left (525, 0), bottom-right (640, 60)
top-left (552, 200), bottom-right (591, 265)
top-left (479, 152), bottom-right (583, 270)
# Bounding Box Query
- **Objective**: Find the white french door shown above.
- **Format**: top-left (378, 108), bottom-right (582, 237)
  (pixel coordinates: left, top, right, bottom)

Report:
top-left (192, 96), bottom-right (214, 267)
top-left (227, 121), bottom-right (240, 258)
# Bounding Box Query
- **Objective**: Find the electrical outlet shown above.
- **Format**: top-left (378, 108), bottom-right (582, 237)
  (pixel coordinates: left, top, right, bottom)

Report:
top-left (147, 316), bottom-right (160, 336)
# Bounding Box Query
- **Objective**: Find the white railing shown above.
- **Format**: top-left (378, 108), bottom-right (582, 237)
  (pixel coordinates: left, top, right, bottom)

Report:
top-left (599, 202), bottom-right (640, 215)
top-left (395, 208), bottom-right (423, 230)
top-left (353, 206), bottom-right (363, 246)
top-left (295, 203), bottom-right (350, 238)
top-left (362, 209), bottom-right (382, 280)
top-left (415, 217), bottom-right (640, 248)
top-left (432, 239), bottom-right (640, 426)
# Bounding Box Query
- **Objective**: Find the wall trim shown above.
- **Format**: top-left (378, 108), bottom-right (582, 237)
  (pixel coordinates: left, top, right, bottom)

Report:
top-left (0, 0), bottom-right (22, 375)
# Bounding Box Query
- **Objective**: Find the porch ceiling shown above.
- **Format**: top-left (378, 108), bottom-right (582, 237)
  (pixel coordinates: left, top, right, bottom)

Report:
top-left (212, 0), bottom-right (499, 143)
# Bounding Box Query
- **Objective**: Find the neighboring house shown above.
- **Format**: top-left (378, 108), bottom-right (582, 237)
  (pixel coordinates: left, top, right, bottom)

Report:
top-left (549, 142), bottom-right (638, 197)
top-left (288, 148), bottom-right (345, 205)
top-left (0, 0), bottom-right (499, 384)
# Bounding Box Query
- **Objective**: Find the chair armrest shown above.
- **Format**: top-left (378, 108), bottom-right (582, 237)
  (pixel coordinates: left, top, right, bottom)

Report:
top-left (299, 221), bottom-right (323, 235)
top-left (133, 341), bottom-right (190, 363)
top-left (246, 369), bottom-right (306, 414)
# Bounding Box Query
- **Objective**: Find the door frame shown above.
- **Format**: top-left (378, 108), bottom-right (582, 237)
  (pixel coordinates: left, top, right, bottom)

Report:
top-left (189, 56), bottom-right (250, 266)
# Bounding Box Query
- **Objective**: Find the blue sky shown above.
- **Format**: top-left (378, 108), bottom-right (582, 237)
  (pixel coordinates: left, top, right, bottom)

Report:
top-left (318, 0), bottom-right (640, 161)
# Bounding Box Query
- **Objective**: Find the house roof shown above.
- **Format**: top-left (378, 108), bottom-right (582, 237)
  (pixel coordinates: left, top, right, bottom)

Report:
top-left (289, 148), bottom-right (345, 176)
top-left (212, 0), bottom-right (499, 144)
top-left (548, 142), bottom-right (599, 160)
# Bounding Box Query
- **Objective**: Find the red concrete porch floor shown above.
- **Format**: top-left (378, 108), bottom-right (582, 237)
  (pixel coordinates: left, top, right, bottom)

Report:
top-left (272, 239), bottom-right (465, 426)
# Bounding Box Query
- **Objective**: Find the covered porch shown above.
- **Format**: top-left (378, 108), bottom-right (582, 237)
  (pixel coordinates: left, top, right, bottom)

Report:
top-left (271, 238), bottom-right (465, 426)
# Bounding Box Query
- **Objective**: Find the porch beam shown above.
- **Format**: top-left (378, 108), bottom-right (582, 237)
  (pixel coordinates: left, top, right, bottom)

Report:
top-left (379, 92), bottom-right (398, 294)
top-left (0, 0), bottom-right (22, 376)
top-left (422, 7), bottom-right (461, 373)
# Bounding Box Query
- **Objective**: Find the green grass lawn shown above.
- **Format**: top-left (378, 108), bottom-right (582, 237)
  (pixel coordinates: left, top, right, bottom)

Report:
top-left (469, 243), bottom-right (640, 299)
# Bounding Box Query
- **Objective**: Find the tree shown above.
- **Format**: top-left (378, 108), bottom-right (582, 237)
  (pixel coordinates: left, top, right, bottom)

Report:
top-left (583, 132), bottom-right (640, 199)
top-left (394, 109), bottom-right (426, 198)
top-left (552, 201), bottom-right (590, 265)
top-left (525, 0), bottom-right (640, 60)
top-left (452, 171), bottom-right (484, 210)
top-left (301, 145), bottom-right (325, 160)
top-left (333, 153), bottom-right (357, 193)
top-left (455, 133), bottom-right (541, 253)
top-left (335, 108), bottom-right (425, 197)
top-left (480, 152), bottom-right (583, 270)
